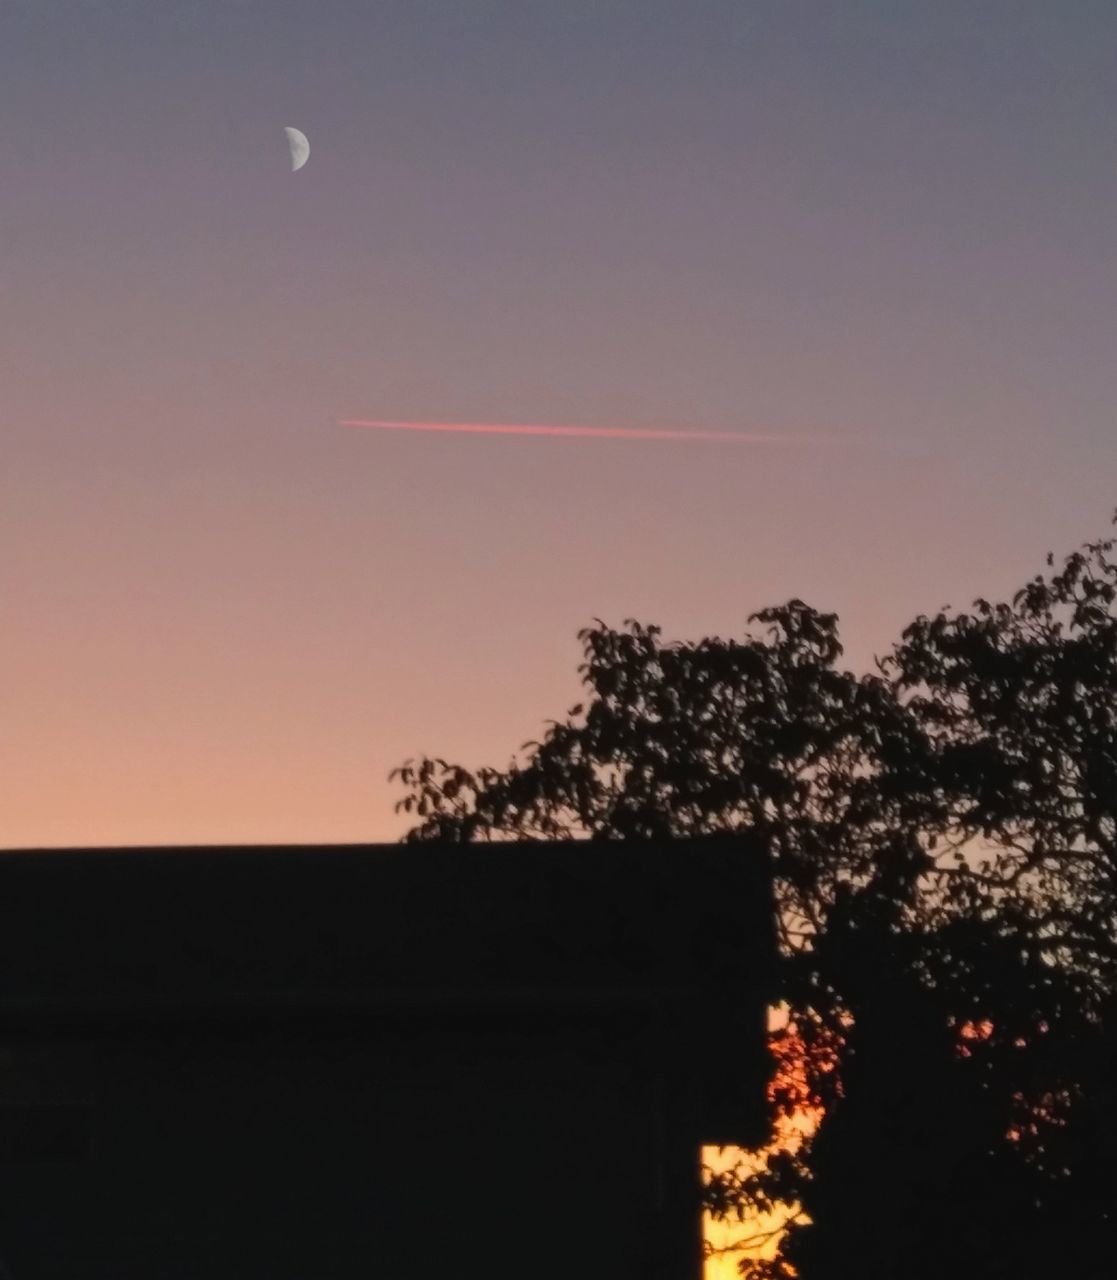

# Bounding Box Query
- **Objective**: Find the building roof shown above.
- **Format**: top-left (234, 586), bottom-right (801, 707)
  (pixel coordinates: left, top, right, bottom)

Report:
top-left (0, 834), bottom-right (775, 1146)
top-left (0, 835), bottom-right (773, 1019)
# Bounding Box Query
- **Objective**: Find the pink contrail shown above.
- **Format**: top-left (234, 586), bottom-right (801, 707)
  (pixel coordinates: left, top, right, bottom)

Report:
top-left (338, 419), bottom-right (834, 444)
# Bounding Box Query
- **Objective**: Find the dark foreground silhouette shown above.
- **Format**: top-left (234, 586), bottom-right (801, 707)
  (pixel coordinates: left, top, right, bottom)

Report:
top-left (393, 512), bottom-right (1117, 1279)
top-left (0, 837), bottom-right (774, 1280)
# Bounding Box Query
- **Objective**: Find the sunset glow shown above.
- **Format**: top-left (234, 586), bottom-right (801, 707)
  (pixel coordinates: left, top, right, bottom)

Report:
top-left (5, 4), bottom-right (1115, 875)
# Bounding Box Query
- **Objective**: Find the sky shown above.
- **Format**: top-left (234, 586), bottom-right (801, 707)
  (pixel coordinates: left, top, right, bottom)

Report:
top-left (4, 0), bottom-right (1117, 849)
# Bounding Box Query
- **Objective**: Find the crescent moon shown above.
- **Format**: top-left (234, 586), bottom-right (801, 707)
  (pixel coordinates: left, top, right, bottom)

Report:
top-left (284, 126), bottom-right (310, 172)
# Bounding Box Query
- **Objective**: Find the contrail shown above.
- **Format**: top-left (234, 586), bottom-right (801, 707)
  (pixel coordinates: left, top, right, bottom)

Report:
top-left (338, 419), bottom-right (837, 444)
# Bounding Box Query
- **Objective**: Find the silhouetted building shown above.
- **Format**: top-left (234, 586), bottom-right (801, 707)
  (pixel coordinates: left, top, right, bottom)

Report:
top-left (0, 836), bottom-right (774, 1279)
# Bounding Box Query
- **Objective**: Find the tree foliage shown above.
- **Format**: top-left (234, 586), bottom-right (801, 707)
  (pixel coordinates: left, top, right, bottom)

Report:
top-left (888, 523), bottom-right (1117, 993)
top-left (391, 512), bottom-right (1117, 1277)
top-left (394, 601), bottom-right (933, 956)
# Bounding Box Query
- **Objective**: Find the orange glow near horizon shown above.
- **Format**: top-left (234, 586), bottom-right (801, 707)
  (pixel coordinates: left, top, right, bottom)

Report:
top-left (338, 419), bottom-right (834, 444)
top-left (704, 1009), bottom-right (829, 1277)
top-left (5, 0), bottom-right (1115, 859)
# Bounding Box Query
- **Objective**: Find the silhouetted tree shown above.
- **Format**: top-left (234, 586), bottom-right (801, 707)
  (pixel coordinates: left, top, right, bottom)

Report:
top-left (887, 517), bottom-right (1117, 996)
top-left (392, 513), bottom-right (1117, 1278)
top-left (779, 902), bottom-right (1088, 1280)
top-left (393, 601), bottom-right (934, 954)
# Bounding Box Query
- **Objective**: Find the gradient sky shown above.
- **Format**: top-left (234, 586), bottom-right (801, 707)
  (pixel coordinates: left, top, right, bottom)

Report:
top-left (4, 0), bottom-right (1117, 848)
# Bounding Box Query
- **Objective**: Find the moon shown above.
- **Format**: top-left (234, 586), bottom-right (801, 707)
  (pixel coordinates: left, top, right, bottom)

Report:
top-left (284, 126), bottom-right (310, 172)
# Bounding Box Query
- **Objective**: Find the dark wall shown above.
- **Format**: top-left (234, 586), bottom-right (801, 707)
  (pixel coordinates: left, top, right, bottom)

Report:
top-left (0, 1014), bottom-right (682, 1280)
top-left (0, 838), bottom-right (775, 1278)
